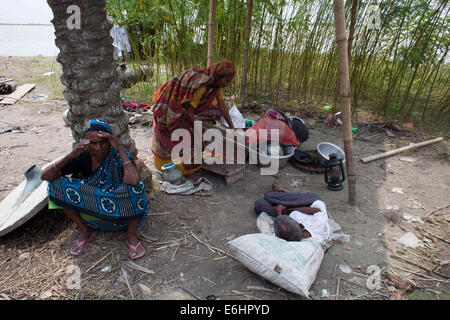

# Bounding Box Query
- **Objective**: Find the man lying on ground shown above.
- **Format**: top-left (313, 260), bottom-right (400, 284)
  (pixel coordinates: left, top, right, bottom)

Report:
top-left (255, 183), bottom-right (330, 242)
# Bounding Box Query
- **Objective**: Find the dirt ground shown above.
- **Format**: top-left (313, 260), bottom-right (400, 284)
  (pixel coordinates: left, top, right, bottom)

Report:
top-left (0, 56), bottom-right (449, 300)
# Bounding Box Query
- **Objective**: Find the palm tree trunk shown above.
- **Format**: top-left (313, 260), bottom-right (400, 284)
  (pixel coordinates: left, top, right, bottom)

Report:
top-left (48, 0), bottom-right (133, 151)
top-left (333, 0), bottom-right (356, 206)
top-left (240, 0), bottom-right (253, 109)
top-left (47, 0), bottom-right (152, 188)
top-left (207, 0), bottom-right (217, 67)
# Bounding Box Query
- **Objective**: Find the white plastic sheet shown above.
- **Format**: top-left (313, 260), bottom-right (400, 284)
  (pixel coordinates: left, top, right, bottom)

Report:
top-left (220, 104), bottom-right (246, 128)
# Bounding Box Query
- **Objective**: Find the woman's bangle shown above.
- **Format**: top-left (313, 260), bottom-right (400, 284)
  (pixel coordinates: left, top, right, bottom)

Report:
top-left (123, 160), bottom-right (132, 167)
top-left (53, 162), bottom-right (58, 172)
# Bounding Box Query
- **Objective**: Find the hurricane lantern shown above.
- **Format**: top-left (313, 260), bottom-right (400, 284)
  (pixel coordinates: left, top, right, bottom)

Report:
top-left (324, 153), bottom-right (346, 191)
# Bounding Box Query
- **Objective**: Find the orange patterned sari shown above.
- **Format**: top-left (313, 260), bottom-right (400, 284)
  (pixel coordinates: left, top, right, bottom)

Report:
top-left (151, 61), bottom-right (235, 170)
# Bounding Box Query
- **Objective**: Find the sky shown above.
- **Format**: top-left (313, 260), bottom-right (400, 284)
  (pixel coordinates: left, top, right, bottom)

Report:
top-left (0, 0), bottom-right (54, 25)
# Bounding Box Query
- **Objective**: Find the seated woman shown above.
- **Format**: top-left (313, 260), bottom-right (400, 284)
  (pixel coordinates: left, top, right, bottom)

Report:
top-left (41, 119), bottom-right (149, 259)
top-left (151, 61), bottom-right (236, 175)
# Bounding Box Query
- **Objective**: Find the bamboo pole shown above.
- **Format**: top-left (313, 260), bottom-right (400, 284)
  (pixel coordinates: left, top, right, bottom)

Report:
top-left (360, 137), bottom-right (444, 163)
top-left (207, 0), bottom-right (217, 68)
top-left (240, 0), bottom-right (253, 109)
top-left (333, 0), bottom-right (357, 205)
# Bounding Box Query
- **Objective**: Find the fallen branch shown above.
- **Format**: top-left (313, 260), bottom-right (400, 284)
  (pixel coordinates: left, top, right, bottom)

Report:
top-left (417, 228), bottom-right (450, 245)
top-left (390, 255), bottom-right (432, 273)
top-left (171, 243), bottom-right (181, 261)
top-left (190, 232), bottom-right (233, 258)
top-left (147, 212), bottom-right (171, 216)
top-left (335, 277), bottom-right (341, 300)
top-left (121, 267), bottom-right (134, 299)
top-left (216, 291), bottom-right (255, 297)
top-left (0, 78), bottom-right (14, 84)
top-left (426, 204), bottom-right (450, 217)
top-left (85, 251), bottom-right (112, 273)
top-left (386, 273), bottom-right (415, 291)
top-left (360, 137), bottom-right (444, 163)
top-left (123, 260), bottom-right (155, 275)
top-left (231, 290), bottom-right (261, 300)
top-left (178, 287), bottom-right (202, 300)
top-left (155, 242), bottom-right (180, 251)
top-left (246, 285), bottom-right (279, 293)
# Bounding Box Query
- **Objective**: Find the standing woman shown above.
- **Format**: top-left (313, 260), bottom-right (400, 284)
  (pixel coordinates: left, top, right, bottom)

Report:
top-left (151, 61), bottom-right (236, 175)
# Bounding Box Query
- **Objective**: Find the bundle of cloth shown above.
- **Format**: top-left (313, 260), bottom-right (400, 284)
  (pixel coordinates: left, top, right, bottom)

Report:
top-left (122, 100), bottom-right (151, 113)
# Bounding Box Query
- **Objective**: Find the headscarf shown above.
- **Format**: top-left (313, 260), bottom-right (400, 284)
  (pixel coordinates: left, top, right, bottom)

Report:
top-left (152, 61), bottom-right (235, 109)
top-left (207, 60), bottom-right (236, 82)
top-left (83, 119), bottom-right (112, 136)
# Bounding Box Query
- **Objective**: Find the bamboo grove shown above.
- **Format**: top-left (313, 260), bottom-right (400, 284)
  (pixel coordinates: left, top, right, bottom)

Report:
top-left (106, 0), bottom-right (450, 126)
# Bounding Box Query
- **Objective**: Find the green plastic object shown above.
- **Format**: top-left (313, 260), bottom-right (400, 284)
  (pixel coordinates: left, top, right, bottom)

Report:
top-left (245, 119), bottom-right (254, 127)
top-left (324, 103), bottom-right (333, 111)
top-left (352, 126), bottom-right (358, 133)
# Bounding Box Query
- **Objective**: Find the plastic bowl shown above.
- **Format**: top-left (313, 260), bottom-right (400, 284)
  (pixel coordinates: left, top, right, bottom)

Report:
top-left (257, 144), bottom-right (295, 168)
top-left (316, 142), bottom-right (346, 166)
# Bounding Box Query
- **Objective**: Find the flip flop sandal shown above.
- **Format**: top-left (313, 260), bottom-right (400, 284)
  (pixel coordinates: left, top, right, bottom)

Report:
top-left (69, 231), bottom-right (97, 256)
top-left (126, 240), bottom-right (145, 260)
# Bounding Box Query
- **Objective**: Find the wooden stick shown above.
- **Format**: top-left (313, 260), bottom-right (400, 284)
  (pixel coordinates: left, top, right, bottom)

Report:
top-left (246, 285), bottom-right (279, 293)
top-left (361, 137), bottom-right (444, 163)
top-left (171, 243), bottom-right (181, 261)
top-left (123, 260), bottom-right (155, 275)
top-left (85, 251), bottom-right (112, 273)
top-left (390, 255), bottom-right (432, 273)
top-left (426, 204), bottom-right (450, 217)
top-left (148, 212), bottom-right (170, 216)
top-left (231, 290), bottom-right (262, 300)
top-left (190, 231), bottom-right (233, 258)
top-left (178, 287), bottom-right (202, 300)
top-left (418, 228), bottom-right (450, 244)
top-left (390, 263), bottom-right (445, 282)
top-left (0, 96), bottom-right (29, 103)
top-left (121, 267), bottom-right (134, 299)
top-left (335, 277), bottom-right (341, 300)
top-left (216, 291), bottom-right (255, 297)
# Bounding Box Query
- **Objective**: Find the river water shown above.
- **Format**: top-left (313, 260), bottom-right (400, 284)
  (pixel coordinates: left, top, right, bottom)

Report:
top-left (0, 24), bottom-right (58, 57)
top-left (0, 0), bottom-right (58, 56)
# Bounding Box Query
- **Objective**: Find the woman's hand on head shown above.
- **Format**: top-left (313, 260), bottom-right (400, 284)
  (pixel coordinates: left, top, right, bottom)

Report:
top-left (95, 131), bottom-right (120, 150)
top-left (68, 140), bottom-right (90, 159)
